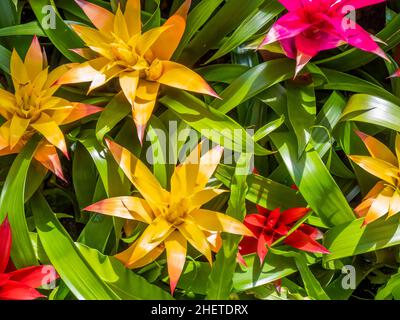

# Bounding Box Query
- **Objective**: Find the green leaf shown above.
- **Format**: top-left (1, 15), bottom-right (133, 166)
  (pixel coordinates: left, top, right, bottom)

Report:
top-left (206, 153), bottom-right (251, 299)
top-left (254, 115), bottom-right (285, 142)
top-left (0, 43), bottom-right (11, 73)
top-left (376, 268), bottom-right (400, 300)
top-left (0, 136), bottom-right (40, 268)
top-left (78, 130), bottom-right (130, 197)
top-left (160, 90), bottom-right (272, 156)
top-left (174, 0), bottom-right (224, 59)
top-left (31, 192), bottom-right (120, 300)
top-left (146, 116), bottom-right (172, 189)
top-left (142, 0), bottom-right (161, 31)
top-left (320, 69), bottom-right (400, 106)
top-left (95, 93), bottom-right (131, 142)
top-left (72, 143), bottom-right (98, 209)
top-left (311, 91), bottom-right (346, 157)
top-left (0, 22), bottom-right (45, 37)
top-left (323, 216), bottom-right (400, 262)
top-left (179, 0), bottom-right (264, 65)
top-left (341, 94), bottom-right (400, 132)
top-left (270, 132), bottom-right (355, 226)
top-left (212, 59), bottom-right (296, 114)
top-left (270, 248), bottom-right (330, 300)
top-left (76, 243), bottom-right (173, 300)
top-left (0, 0), bottom-right (16, 27)
top-left (25, 161), bottom-right (48, 202)
top-left (29, 0), bottom-right (84, 62)
top-left (197, 64), bottom-right (249, 84)
top-left (205, 1), bottom-right (284, 63)
top-left (216, 165), bottom-right (306, 210)
top-left (287, 83), bottom-right (316, 156)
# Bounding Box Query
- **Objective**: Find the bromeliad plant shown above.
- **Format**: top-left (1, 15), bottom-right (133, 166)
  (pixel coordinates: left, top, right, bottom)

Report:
top-left (260, 0), bottom-right (388, 74)
top-left (2, 0), bottom-right (400, 301)
top-left (238, 206), bottom-right (329, 265)
top-left (0, 37), bottom-right (101, 180)
top-left (57, 0), bottom-right (217, 142)
top-left (349, 132), bottom-right (400, 225)
top-left (85, 140), bottom-right (252, 293)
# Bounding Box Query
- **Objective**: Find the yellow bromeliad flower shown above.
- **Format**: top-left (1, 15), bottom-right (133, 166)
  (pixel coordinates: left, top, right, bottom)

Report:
top-left (57, 0), bottom-right (218, 143)
top-left (85, 140), bottom-right (252, 293)
top-left (0, 37), bottom-right (102, 181)
top-left (349, 131), bottom-right (400, 225)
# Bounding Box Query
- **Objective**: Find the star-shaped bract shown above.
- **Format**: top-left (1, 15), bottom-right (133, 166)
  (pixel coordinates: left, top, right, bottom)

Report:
top-left (349, 131), bottom-right (400, 225)
top-left (85, 140), bottom-right (252, 294)
top-left (260, 0), bottom-right (388, 75)
top-left (0, 37), bottom-right (102, 181)
top-left (239, 205), bottom-right (329, 264)
top-left (0, 218), bottom-right (58, 300)
top-left (57, 0), bottom-right (218, 143)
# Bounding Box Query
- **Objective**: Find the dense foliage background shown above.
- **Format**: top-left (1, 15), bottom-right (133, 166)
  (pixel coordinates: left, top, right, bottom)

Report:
top-left (1, 0), bottom-right (400, 300)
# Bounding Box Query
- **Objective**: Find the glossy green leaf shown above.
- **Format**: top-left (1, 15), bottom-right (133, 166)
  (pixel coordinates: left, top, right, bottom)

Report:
top-left (341, 94), bottom-right (400, 131)
top-left (95, 93), bottom-right (131, 142)
top-left (179, 0), bottom-right (264, 66)
top-left (76, 243), bottom-right (173, 300)
top-left (206, 1), bottom-right (284, 63)
top-left (287, 83), bottom-right (316, 156)
top-left (206, 153), bottom-right (251, 299)
top-left (212, 59), bottom-right (296, 114)
top-left (160, 90), bottom-right (272, 156)
top-left (32, 192), bottom-right (120, 300)
top-left (323, 216), bottom-right (400, 262)
top-left (0, 136), bottom-right (41, 268)
top-left (270, 132), bottom-right (355, 226)
top-left (29, 0), bottom-right (84, 62)
top-left (216, 165), bottom-right (306, 210)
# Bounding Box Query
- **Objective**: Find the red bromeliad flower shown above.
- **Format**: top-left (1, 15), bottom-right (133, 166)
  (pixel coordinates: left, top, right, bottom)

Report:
top-left (0, 218), bottom-right (57, 300)
top-left (239, 205), bottom-right (329, 264)
top-left (260, 0), bottom-right (388, 75)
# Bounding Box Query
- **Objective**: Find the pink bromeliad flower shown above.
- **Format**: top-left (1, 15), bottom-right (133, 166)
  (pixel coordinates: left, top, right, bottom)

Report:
top-left (260, 0), bottom-right (388, 75)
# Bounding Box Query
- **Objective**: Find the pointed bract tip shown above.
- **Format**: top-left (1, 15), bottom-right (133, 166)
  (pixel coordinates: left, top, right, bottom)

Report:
top-left (212, 144), bottom-right (224, 155)
top-left (136, 125), bottom-right (146, 146)
top-left (56, 170), bottom-right (68, 184)
top-left (170, 282), bottom-right (177, 296)
top-left (74, 0), bottom-right (87, 8)
top-left (63, 150), bottom-right (70, 161)
top-left (83, 204), bottom-right (95, 212)
top-left (32, 35), bottom-right (39, 44)
top-left (318, 247), bottom-right (331, 255)
top-left (347, 155), bottom-right (356, 161)
top-left (104, 138), bottom-right (113, 149)
top-left (1, 215), bottom-right (10, 228)
top-left (354, 130), bottom-right (368, 141)
top-left (388, 69), bottom-right (400, 79)
top-left (208, 88), bottom-right (222, 100)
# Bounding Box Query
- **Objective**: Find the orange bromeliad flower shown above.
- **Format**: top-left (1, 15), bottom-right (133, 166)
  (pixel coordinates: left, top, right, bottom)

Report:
top-left (57, 0), bottom-right (218, 143)
top-left (85, 140), bottom-right (252, 294)
top-left (0, 37), bottom-right (102, 181)
top-left (349, 131), bottom-right (400, 225)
